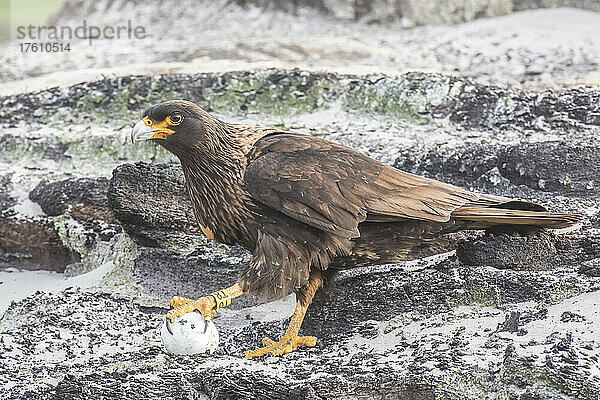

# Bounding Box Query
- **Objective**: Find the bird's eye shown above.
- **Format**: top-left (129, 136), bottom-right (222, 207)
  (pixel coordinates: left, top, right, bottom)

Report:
top-left (168, 113), bottom-right (183, 125)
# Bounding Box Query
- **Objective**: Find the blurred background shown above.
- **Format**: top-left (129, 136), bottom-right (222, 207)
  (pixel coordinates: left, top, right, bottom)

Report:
top-left (0, 0), bottom-right (599, 95)
top-left (0, 0), bottom-right (67, 41)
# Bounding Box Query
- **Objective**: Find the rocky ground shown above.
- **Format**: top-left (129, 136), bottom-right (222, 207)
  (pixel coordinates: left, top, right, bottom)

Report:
top-left (1, 1), bottom-right (600, 399)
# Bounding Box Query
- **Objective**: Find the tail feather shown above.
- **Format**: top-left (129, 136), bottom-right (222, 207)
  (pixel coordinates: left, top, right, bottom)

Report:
top-left (466, 194), bottom-right (546, 212)
top-left (451, 206), bottom-right (581, 229)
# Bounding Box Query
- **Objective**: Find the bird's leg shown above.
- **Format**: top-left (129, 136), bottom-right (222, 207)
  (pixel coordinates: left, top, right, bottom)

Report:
top-left (244, 276), bottom-right (320, 359)
top-left (166, 283), bottom-right (244, 322)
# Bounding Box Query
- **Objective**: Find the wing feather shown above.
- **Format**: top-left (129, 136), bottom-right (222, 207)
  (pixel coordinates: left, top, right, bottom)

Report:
top-left (244, 133), bottom-right (479, 238)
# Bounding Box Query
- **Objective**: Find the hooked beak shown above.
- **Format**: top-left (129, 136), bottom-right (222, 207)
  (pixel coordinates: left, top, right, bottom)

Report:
top-left (130, 117), bottom-right (174, 143)
top-left (131, 119), bottom-right (155, 143)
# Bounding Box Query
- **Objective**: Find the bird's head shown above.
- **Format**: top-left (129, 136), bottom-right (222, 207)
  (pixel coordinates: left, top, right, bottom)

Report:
top-left (131, 100), bottom-right (218, 155)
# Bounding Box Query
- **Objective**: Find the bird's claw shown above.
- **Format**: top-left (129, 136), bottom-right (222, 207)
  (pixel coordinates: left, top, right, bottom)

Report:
top-left (165, 317), bottom-right (174, 335)
top-left (166, 296), bottom-right (216, 323)
top-left (243, 335), bottom-right (317, 359)
top-left (170, 295), bottom-right (193, 308)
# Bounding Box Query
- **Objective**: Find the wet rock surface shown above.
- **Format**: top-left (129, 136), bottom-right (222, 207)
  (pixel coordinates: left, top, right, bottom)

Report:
top-left (0, 216), bottom-right (79, 271)
top-left (2, 254), bottom-right (600, 399)
top-left (457, 231), bottom-right (558, 271)
top-left (107, 162), bottom-right (201, 247)
top-left (133, 247), bottom-right (260, 310)
top-left (2, 70), bottom-right (600, 137)
top-left (580, 258), bottom-right (600, 277)
top-left (30, 177), bottom-right (116, 222)
top-left (394, 141), bottom-right (600, 205)
top-left (0, 175), bottom-right (14, 212)
top-left (1, 68), bottom-right (600, 399)
top-left (498, 144), bottom-right (600, 195)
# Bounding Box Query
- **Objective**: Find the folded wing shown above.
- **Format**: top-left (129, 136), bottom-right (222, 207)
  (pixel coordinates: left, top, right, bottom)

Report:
top-left (244, 133), bottom-right (482, 238)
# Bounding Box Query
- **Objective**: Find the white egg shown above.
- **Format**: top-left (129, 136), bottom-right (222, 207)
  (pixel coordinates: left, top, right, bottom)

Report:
top-left (160, 312), bottom-right (219, 355)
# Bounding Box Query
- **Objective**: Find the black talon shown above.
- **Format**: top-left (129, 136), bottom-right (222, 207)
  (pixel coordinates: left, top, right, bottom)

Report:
top-left (165, 317), bottom-right (174, 335)
top-left (194, 311), bottom-right (207, 333)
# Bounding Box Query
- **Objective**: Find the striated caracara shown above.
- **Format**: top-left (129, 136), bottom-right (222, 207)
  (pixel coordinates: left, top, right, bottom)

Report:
top-left (130, 100), bottom-right (580, 358)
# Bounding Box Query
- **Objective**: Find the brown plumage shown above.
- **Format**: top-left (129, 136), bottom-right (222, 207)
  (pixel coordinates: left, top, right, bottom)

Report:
top-left (131, 100), bottom-right (580, 358)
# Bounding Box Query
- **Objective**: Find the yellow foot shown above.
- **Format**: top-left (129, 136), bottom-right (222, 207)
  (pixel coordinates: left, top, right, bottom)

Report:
top-left (166, 296), bottom-right (216, 323)
top-left (170, 296), bottom-right (193, 308)
top-left (244, 335), bottom-right (317, 359)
